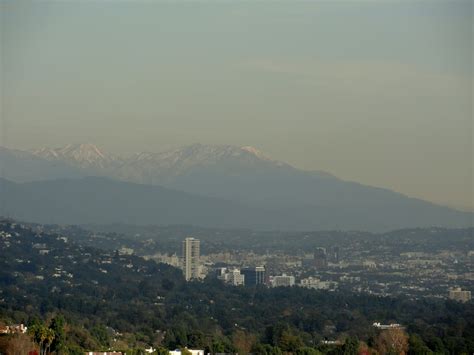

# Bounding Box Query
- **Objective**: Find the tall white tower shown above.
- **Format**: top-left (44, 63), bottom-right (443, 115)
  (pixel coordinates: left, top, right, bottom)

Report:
top-left (182, 237), bottom-right (200, 281)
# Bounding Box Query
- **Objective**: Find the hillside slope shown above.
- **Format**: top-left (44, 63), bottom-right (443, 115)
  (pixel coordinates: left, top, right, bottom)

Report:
top-left (0, 176), bottom-right (471, 231)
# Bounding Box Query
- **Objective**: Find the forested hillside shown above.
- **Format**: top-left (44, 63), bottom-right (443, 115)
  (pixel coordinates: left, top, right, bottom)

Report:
top-left (0, 219), bottom-right (473, 354)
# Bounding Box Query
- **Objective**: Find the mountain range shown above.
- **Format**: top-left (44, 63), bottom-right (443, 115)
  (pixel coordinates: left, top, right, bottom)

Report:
top-left (0, 143), bottom-right (472, 231)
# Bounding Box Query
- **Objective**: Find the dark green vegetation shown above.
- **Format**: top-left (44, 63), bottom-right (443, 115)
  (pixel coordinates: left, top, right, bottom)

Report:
top-left (1, 220), bottom-right (473, 354)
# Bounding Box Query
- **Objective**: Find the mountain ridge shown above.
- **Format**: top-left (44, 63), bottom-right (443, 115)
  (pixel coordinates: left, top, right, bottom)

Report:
top-left (0, 176), bottom-right (471, 231)
top-left (29, 142), bottom-right (293, 170)
top-left (1, 143), bottom-right (472, 231)
top-left (1, 142), bottom-right (333, 186)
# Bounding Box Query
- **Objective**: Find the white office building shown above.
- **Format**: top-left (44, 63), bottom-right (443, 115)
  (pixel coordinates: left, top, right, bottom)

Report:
top-left (228, 268), bottom-right (245, 286)
top-left (300, 277), bottom-right (334, 290)
top-left (271, 274), bottom-right (295, 287)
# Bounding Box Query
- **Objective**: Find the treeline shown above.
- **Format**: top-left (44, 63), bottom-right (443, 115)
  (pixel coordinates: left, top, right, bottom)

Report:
top-left (0, 315), bottom-right (471, 354)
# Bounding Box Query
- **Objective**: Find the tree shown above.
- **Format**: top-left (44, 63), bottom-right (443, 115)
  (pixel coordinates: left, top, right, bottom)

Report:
top-left (375, 329), bottom-right (409, 355)
top-left (50, 315), bottom-right (66, 354)
top-left (28, 322), bottom-right (47, 355)
top-left (28, 321), bottom-right (56, 355)
top-left (91, 324), bottom-right (110, 348)
top-left (154, 346), bottom-right (169, 355)
top-left (408, 334), bottom-right (432, 355)
top-left (342, 337), bottom-right (359, 355)
top-left (278, 330), bottom-right (304, 352)
top-left (6, 333), bottom-right (37, 355)
top-left (43, 327), bottom-right (55, 355)
top-left (265, 324), bottom-right (289, 347)
top-left (295, 346), bottom-right (322, 355)
top-left (232, 330), bottom-right (256, 354)
top-left (425, 337), bottom-right (445, 354)
top-left (252, 344), bottom-right (283, 355)
top-left (188, 331), bottom-right (206, 349)
top-left (208, 339), bottom-right (226, 353)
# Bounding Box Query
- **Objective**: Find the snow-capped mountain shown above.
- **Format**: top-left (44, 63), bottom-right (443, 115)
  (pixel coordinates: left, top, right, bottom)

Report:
top-left (31, 143), bottom-right (120, 169)
top-left (1, 143), bottom-right (471, 231)
top-left (26, 142), bottom-right (295, 185)
top-left (129, 144), bottom-right (283, 167)
top-left (116, 143), bottom-right (292, 184)
top-left (29, 143), bottom-right (284, 171)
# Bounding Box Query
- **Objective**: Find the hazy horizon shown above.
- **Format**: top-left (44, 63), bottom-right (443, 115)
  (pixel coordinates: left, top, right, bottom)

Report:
top-left (1, 0), bottom-right (473, 211)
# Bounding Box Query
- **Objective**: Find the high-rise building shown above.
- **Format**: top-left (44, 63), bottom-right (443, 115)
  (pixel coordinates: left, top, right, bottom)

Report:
top-left (182, 237), bottom-right (200, 281)
top-left (241, 266), bottom-right (266, 286)
top-left (314, 247), bottom-right (328, 269)
top-left (228, 268), bottom-right (245, 286)
top-left (329, 246), bottom-right (340, 263)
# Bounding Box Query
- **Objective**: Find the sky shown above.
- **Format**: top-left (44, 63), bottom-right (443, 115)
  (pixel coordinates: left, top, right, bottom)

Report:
top-left (0, 0), bottom-right (472, 211)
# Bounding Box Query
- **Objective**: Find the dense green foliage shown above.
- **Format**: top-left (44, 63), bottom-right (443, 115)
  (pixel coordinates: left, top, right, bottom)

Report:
top-left (1, 220), bottom-right (473, 354)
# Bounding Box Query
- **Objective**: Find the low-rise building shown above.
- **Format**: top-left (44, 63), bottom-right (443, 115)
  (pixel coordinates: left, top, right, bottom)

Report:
top-left (300, 277), bottom-right (335, 290)
top-left (448, 287), bottom-right (472, 302)
top-left (271, 274), bottom-right (295, 287)
top-left (372, 322), bottom-right (404, 330)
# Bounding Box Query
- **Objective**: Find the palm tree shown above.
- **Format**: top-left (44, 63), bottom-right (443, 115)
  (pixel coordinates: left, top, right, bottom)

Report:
top-left (29, 323), bottom-right (56, 355)
top-left (44, 328), bottom-right (55, 355)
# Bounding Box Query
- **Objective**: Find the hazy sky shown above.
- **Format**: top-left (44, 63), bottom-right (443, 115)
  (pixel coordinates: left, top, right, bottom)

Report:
top-left (1, 0), bottom-right (472, 210)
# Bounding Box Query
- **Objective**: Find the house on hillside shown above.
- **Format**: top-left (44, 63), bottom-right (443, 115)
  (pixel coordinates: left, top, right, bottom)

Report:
top-left (0, 324), bottom-right (28, 334)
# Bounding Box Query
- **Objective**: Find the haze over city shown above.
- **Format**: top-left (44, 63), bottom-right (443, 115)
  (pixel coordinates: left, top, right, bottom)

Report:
top-left (1, 1), bottom-right (474, 354)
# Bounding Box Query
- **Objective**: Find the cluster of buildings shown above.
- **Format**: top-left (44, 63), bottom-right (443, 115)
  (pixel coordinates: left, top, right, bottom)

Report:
top-left (216, 266), bottom-right (266, 286)
top-left (179, 238), bottom-right (338, 290)
top-left (151, 233), bottom-right (473, 302)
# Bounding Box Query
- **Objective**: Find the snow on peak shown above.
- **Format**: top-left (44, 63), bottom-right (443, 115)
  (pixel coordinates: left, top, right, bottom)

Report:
top-left (59, 143), bottom-right (106, 161)
top-left (240, 146), bottom-right (270, 160)
top-left (32, 143), bottom-right (115, 167)
top-left (30, 143), bottom-right (287, 172)
top-left (31, 147), bottom-right (61, 159)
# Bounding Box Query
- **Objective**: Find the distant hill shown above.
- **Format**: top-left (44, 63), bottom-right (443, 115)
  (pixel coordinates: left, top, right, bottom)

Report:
top-left (0, 146), bottom-right (91, 182)
top-left (0, 177), bottom-right (270, 228)
top-left (0, 175), bottom-right (471, 231)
